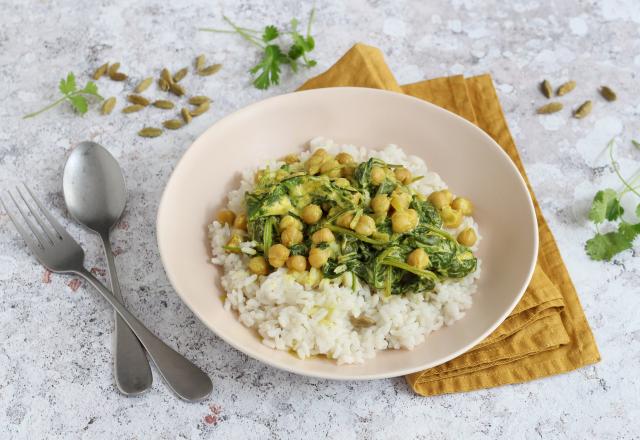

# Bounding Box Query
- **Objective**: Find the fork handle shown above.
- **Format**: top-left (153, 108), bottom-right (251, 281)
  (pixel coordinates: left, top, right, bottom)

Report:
top-left (76, 268), bottom-right (213, 402)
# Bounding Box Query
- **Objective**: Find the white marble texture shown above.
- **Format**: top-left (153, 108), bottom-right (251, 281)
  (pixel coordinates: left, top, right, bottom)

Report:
top-left (1, 0), bottom-right (639, 438)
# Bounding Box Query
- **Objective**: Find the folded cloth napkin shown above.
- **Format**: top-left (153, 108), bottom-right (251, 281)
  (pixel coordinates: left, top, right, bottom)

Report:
top-left (298, 44), bottom-right (600, 396)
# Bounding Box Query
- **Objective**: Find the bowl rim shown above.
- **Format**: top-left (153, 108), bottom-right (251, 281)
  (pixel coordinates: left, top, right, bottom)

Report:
top-left (156, 86), bottom-right (539, 380)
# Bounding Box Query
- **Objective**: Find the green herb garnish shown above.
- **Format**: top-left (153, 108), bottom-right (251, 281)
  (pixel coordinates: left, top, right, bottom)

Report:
top-left (585, 139), bottom-right (640, 261)
top-left (200, 8), bottom-right (317, 90)
top-left (23, 72), bottom-right (103, 119)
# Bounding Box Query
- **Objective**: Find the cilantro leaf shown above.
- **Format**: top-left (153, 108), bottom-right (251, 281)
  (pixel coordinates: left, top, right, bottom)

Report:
top-left (588, 189), bottom-right (623, 224)
top-left (586, 222), bottom-right (640, 261)
top-left (632, 139), bottom-right (640, 150)
top-left (250, 44), bottom-right (285, 89)
top-left (202, 8), bottom-right (317, 90)
top-left (288, 44), bottom-right (303, 60)
top-left (24, 71), bottom-right (102, 119)
top-left (636, 203), bottom-right (640, 218)
top-left (59, 72), bottom-right (77, 95)
top-left (262, 25), bottom-right (279, 42)
top-left (81, 81), bottom-right (102, 98)
top-left (67, 95), bottom-right (88, 114)
top-left (305, 35), bottom-right (315, 51)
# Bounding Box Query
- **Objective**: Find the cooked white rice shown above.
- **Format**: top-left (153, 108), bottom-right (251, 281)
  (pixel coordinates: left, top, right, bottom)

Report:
top-left (209, 137), bottom-right (482, 364)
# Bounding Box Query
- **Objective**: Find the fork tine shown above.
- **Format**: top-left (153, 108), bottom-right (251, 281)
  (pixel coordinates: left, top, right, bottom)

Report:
top-left (8, 191), bottom-right (51, 247)
top-left (1, 195), bottom-right (44, 254)
top-left (16, 186), bottom-right (58, 243)
top-left (22, 184), bottom-right (74, 242)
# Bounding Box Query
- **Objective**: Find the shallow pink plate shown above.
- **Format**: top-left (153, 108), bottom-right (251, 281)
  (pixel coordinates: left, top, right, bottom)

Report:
top-left (156, 87), bottom-right (538, 380)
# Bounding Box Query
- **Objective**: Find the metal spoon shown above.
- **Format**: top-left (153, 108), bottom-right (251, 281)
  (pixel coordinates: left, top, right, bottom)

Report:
top-left (63, 141), bottom-right (152, 395)
top-left (63, 141), bottom-right (213, 401)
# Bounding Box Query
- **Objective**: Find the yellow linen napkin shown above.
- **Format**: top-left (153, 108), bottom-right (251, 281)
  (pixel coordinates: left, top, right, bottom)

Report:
top-left (298, 44), bottom-right (600, 395)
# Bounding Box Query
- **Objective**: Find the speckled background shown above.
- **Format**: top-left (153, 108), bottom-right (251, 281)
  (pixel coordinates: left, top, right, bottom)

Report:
top-left (1, 0), bottom-right (639, 438)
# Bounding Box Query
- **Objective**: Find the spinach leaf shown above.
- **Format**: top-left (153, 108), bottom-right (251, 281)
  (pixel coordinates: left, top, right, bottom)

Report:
top-left (411, 198), bottom-right (442, 228)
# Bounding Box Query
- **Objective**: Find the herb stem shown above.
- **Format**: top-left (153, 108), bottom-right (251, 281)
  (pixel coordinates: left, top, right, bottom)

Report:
top-left (381, 258), bottom-right (439, 282)
top-left (609, 139), bottom-right (640, 198)
top-left (23, 95), bottom-right (67, 119)
top-left (199, 27), bottom-right (259, 34)
top-left (222, 16), bottom-right (264, 48)
top-left (306, 7), bottom-right (315, 37)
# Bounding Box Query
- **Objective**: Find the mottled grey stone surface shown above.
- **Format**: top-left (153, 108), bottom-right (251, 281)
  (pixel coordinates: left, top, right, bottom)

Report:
top-left (1, 0), bottom-right (639, 438)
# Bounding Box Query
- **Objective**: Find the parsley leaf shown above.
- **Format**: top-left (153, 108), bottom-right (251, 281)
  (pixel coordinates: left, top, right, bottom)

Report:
top-left (67, 95), bottom-right (88, 114)
top-left (200, 7), bottom-right (317, 90)
top-left (59, 72), bottom-right (77, 95)
top-left (250, 45), bottom-right (286, 89)
top-left (585, 222), bottom-right (640, 261)
top-left (81, 81), bottom-right (102, 98)
top-left (588, 189), bottom-right (624, 224)
top-left (24, 72), bottom-right (102, 119)
top-left (262, 25), bottom-right (279, 42)
top-left (585, 139), bottom-right (640, 262)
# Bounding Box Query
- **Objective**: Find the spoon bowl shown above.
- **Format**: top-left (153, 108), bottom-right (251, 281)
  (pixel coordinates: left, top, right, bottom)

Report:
top-left (63, 141), bottom-right (127, 232)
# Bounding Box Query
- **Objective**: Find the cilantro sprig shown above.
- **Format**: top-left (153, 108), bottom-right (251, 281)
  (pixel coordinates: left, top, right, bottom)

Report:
top-left (585, 139), bottom-right (640, 261)
top-left (23, 72), bottom-right (103, 119)
top-left (200, 8), bottom-right (317, 90)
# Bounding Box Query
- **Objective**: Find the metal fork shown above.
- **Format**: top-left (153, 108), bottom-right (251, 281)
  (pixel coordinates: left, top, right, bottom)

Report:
top-left (2, 185), bottom-right (212, 402)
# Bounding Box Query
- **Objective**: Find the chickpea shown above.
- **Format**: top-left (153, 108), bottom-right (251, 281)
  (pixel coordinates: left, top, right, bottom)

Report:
top-left (335, 152), bottom-right (354, 165)
top-left (441, 206), bottom-right (463, 228)
top-left (451, 197), bottom-right (474, 216)
top-left (305, 154), bottom-right (324, 175)
top-left (370, 166), bottom-right (385, 185)
top-left (281, 226), bottom-right (303, 247)
top-left (457, 228), bottom-right (477, 247)
top-left (280, 215), bottom-right (303, 231)
top-left (428, 189), bottom-right (453, 209)
top-left (311, 227), bottom-right (335, 244)
top-left (308, 247), bottom-right (330, 268)
top-left (407, 248), bottom-right (430, 269)
top-left (248, 256), bottom-right (269, 275)
top-left (268, 244), bottom-right (290, 268)
top-left (320, 159), bottom-right (341, 178)
top-left (312, 148), bottom-right (328, 158)
top-left (336, 212), bottom-right (354, 229)
top-left (341, 164), bottom-right (356, 178)
top-left (282, 153), bottom-right (299, 164)
top-left (394, 167), bottom-right (412, 184)
top-left (286, 255), bottom-right (307, 272)
top-left (406, 208), bottom-right (419, 228)
top-left (233, 213), bottom-right (247, 231)
top-left (370, 194), bottom-right (391, 214)
top-left (217, 209), bottom-right (236, 225)
top-left (301, 204), bottom-right (323, 224)
top-left (390, 191), bottom-right (412, 211)
top-left (354, 215), bottom-right (376, 236)
top-left (334, 178), bottom-right (350, 188)
top-left (391, 211), bottom-right (414, 233)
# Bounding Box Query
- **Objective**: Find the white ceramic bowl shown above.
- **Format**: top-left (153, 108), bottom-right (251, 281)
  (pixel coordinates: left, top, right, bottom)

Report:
top-left (156, 87), bottom-right (538, 380)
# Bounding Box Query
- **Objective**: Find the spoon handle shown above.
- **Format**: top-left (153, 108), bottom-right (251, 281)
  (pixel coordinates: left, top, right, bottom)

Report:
top-left (100, 233), bottom-right (153, 395)
top-left (76, 268), bottom-right (213, 402)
